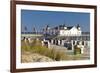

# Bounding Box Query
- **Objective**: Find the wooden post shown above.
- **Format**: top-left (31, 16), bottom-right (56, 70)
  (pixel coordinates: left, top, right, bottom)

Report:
top-left (71, 40), bottom-right (74, 52)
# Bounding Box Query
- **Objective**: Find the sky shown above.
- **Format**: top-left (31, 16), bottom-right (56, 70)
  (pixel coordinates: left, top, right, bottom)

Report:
top-left (21, 9), bottom-right (90, 32)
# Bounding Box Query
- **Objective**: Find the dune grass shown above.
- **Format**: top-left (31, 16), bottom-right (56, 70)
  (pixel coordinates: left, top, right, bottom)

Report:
top-left (21, 39), bottom-right (68, 61)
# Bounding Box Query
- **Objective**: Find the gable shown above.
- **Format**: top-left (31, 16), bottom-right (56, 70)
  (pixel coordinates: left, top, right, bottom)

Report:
top-left (70, 26), bottom-right (78, 31)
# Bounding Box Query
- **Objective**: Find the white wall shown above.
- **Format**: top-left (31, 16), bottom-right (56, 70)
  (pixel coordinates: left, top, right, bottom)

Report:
top-left (59, 29), bottom-right (81, 36)
top-left (0, 0), bottom-right (100, 73)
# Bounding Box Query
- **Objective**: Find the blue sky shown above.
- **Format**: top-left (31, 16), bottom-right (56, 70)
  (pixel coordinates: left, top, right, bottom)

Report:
top-left (21, 9), bottom-right (90, 32)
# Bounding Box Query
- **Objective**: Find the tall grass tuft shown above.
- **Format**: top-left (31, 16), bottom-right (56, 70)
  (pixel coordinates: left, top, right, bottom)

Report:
top-left (21, 39), bottom-right (68, 61)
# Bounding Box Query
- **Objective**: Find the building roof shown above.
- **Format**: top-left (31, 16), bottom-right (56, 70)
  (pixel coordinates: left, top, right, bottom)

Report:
top-left (67, 26), bottom-right (73, 30)
top-left (53, 25), bottom-right (74, 30)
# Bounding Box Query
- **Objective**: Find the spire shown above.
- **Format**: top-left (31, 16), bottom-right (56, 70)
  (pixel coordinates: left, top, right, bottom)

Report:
top-left (63, 21), bottom-right (66, 27)
top-left (77, 24), bottom-right (81, 30)
top-left (77, 24), bottom-right (80, 28)
top-left (45, 24), bottom-right (50, 30)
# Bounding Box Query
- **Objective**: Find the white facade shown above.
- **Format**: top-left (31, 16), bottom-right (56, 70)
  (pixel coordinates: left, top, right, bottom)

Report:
top-left (59, 26), bottom-right (82, 36)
